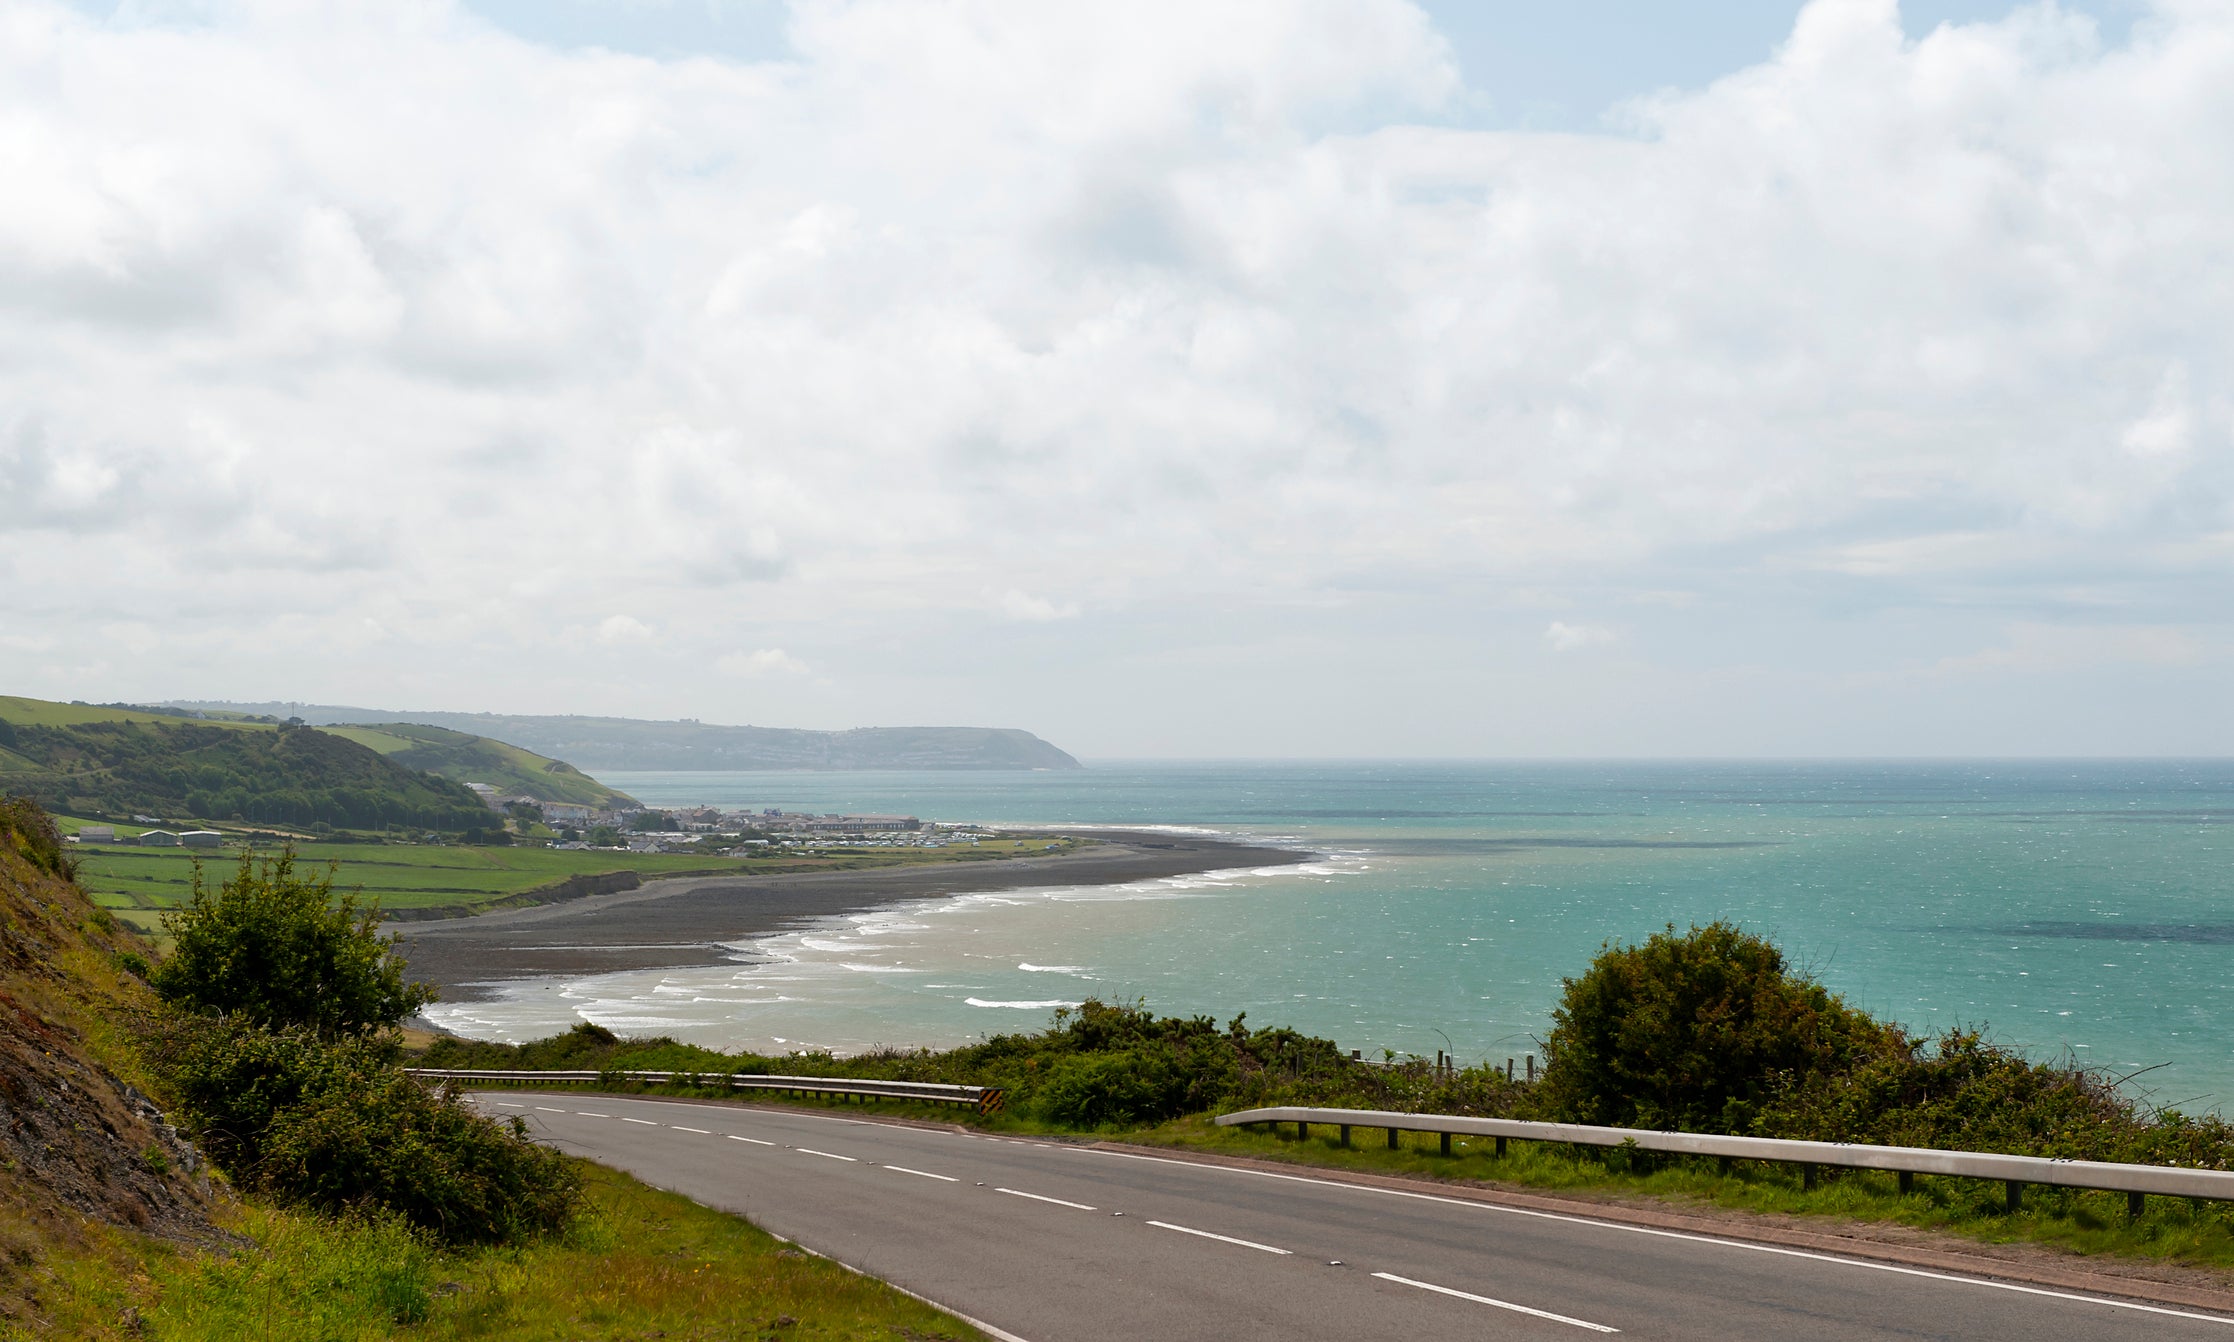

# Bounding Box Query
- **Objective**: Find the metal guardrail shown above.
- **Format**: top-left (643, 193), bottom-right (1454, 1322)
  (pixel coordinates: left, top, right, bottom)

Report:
top-left (408, 1068), bottom-right (1006, 1116)
top-left (1218, 1105), bottom-right (2234, 1215)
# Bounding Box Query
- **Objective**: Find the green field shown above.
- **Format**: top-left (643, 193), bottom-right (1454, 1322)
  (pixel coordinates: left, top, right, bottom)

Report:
top-left (312, 721), bottom-right (636, 808)
top-left (0, 695), bottom-right (271, 731)
top-left (74, 834), bottom-right (1076, 931)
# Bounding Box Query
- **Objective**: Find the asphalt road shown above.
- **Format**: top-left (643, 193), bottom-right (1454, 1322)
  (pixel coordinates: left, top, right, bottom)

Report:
top-left (472, 1092), bottom-right (2234, 1341)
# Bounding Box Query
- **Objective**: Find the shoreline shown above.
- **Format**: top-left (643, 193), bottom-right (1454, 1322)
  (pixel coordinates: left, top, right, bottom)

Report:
top-left (392, 829), bottom-right (1310, 1005)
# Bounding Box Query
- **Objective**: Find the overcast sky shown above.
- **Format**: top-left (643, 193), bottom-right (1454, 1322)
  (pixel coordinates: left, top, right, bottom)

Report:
top-left (5, 0), bottom-right (2228, 758)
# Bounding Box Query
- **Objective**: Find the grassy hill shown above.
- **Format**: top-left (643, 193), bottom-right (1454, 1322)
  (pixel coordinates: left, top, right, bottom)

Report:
top-left (173, 701), bottom-right (1085, 771)
top-left (316, 722), bottom-right (634, 808)
top-left (0, 696), bottom-right (490, 832)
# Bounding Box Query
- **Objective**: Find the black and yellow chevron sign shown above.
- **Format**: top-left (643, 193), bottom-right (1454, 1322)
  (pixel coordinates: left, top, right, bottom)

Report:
top-left (977, 1088), bottom-right (1006, 1116)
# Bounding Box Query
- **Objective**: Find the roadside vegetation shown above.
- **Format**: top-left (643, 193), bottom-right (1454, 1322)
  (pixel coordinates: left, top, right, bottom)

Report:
top-left (0, 797), bottom-right (987, 1340)
top-left (431, 924), bottom-right (2234, 1273)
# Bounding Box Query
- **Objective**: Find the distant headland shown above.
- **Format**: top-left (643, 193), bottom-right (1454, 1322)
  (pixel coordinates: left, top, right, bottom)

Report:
top-left (166, 702), bottom-right (1083, 772)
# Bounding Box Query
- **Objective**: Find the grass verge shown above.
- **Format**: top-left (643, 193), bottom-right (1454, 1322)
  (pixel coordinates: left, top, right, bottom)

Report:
top-left (10, 1162), bottom-right (987, 1342)
top-left (1122, 1116), bottom-right (2234, 1272)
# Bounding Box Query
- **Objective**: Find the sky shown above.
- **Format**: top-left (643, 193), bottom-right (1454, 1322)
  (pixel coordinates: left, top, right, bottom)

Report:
top-left (3, 0), bottom-right (2229, 758)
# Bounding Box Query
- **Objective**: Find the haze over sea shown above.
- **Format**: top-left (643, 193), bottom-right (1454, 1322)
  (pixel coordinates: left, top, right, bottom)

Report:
top-left (425, 762), bottom-right (2234, 1111)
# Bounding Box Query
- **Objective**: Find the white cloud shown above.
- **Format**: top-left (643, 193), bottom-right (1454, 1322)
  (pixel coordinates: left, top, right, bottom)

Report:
top-left (719, 647), bottom-right (810, 677)
top-left (595, 615), bottom-right (654, 645)
top-left (1, 0), bottom-right (2231, 750)
top-left (1544, 621), bottom-right (1616, 652)
top-left (994, 589), bottom-right (1081, 622)
top-left (2122, 363), bottom-right (2196, 459)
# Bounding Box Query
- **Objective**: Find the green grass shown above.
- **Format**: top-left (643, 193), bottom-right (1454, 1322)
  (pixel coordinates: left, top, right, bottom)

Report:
top-left (10, 1162), bottom-right (988, 1342)
top-left (0, 696), bottom-right (272, 731)
top-left (314, 723), bottom-right (637, 809)
top-left (1113, 1116), bottom-right (2234, 1269)
top-left (76, 836), bottom-right (1081, 930)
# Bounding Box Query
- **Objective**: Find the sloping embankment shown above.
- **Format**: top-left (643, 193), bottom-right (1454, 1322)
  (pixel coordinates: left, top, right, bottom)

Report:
top-left (0, 801), bottom-right (217, 1327)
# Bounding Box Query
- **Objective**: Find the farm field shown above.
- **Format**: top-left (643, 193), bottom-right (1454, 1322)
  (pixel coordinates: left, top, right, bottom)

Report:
top-left (72, 833), bottom-right (1073, 931)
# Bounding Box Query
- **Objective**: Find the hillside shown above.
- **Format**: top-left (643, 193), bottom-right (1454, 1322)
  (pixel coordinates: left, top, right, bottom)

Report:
top-left (173, 702), bottom-right (1086, 771)
top-left (316, 722), bottom-right (635, 807)
top-left (0, 800), bottom-right (216, 1325)
top-left (0, 696), bottom-right (491, 831)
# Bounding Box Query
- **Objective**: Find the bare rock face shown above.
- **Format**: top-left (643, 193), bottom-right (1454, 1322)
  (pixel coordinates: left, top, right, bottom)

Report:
top-left (0, 1005), bottom-right (210, 1237)
top-left (0, 799), bottom-right (219, 1327)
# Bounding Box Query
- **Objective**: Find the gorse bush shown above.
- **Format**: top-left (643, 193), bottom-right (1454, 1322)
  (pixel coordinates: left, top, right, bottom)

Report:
top-left (1537, 921), bottom-right (1899, 1132)
top-left (154, 850), bottom-right (433, 1036)
top-left (145, 1010), bottom-right (580, 1244)
top-left (143, 846), bottom-right (580, 1244)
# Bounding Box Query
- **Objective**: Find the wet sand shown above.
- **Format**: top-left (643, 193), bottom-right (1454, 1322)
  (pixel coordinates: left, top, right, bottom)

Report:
top-left (393, 831), bottom-right (1307, 1002)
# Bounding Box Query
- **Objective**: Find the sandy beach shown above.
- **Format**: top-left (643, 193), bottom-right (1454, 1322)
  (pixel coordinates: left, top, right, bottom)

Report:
top-left (393, 830), bottom-right (1307, 1002)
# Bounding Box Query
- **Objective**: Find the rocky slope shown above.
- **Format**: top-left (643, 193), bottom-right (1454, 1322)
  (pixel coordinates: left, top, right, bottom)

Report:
top-left (0, 799), bottom-right (214, 1329)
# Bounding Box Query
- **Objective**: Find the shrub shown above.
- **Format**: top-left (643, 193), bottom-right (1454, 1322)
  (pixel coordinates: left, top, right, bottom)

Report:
top-left (260, 1069), bottom-right (581, 1245)
top-left (153, 849), bottom-right (434, 1036)
top-left (145, 1012), bottom-right (579, 1244)
top-left (1537, 922), bottom-right (1898, 1132)
top-left (0, 795), bottom-right (77, 879)
top-left (1035, 1050), bottom-right (1194, 1127)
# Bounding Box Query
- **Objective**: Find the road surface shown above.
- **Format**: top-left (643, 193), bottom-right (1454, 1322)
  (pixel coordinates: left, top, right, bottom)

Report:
top-left (472, 1091), bottom-right (2233, 1341)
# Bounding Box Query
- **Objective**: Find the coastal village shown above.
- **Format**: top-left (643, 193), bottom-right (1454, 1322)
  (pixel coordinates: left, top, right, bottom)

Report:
top-left (68, 786), bottom-right (959, 856)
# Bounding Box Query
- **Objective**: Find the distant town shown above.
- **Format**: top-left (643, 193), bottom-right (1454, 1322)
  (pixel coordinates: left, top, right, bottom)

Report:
top-left (70, 788), bottom-right (985, 857)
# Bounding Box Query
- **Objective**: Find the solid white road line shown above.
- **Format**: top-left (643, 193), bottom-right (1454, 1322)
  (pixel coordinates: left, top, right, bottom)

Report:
top-left (726, 1135), bottom-right (776, 1146)
top-left (1373, 1272), bottom-right (1619, 1333)
top-left (1146, 1221), bottom-right (1292, 1256)
top-left (996, 1188), bottom-right (1097, 1211)
top-left (621, 1117), bottom-right (659, 1125)
top-left (672, 1126), bottom-right (711, 1134)
top-left (798, 1148), bottom-right (859, 1162)
top-left (885, 1166), bottom-right (959, 1182)
top-left (1072, 1147), bottom-right (2234, 1327)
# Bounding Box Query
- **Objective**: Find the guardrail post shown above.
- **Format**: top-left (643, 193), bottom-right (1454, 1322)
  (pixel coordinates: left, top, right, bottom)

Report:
top-left (2129, 1191), bottom-right (2145, 1220)
top-left (1495, 1136), bottom-right (1507, 1158)
top-left (1719, 1156), bottom-right (1733, 1177)
top-left (1440, 1132), bottom-right (1452, 1157)
top-left (1898, 1171), bottom-right (1914, 1195)
top-left (1802, 1163), bottom-right (1818, 1191)
top-left (2006, 1181), bottom-right (2023, 1214)
top-left (1339, 1124), bottom-right (1352, 1148)
top-left (1387, 1128), bottom-right (1400, 1150)
top-left (1297, 1121), bottom-right (1309, 1141)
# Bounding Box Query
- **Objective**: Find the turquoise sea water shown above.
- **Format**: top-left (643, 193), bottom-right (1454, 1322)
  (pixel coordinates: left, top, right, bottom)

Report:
top-left (421, 761), bottom-right (2234, 1111)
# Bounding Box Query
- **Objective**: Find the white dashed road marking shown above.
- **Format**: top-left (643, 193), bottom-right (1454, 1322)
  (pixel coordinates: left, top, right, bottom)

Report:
top-left (996, 1188), bottom-right (1096, 1211)
top-left (1373, 1272), bottom-right (1619, 1333)
top-left (1146, 1221), bottom-right (1291, 1256)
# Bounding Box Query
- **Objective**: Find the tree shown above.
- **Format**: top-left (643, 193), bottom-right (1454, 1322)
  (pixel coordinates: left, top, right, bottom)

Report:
top-left (153, 849), bottom-right (434, 1036)
top-left (1537, 922), bottom-right (1896, 1133)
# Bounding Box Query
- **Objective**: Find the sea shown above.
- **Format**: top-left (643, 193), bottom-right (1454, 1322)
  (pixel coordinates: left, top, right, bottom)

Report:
top-left (419, 761), bottom-right (2234, 1112)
